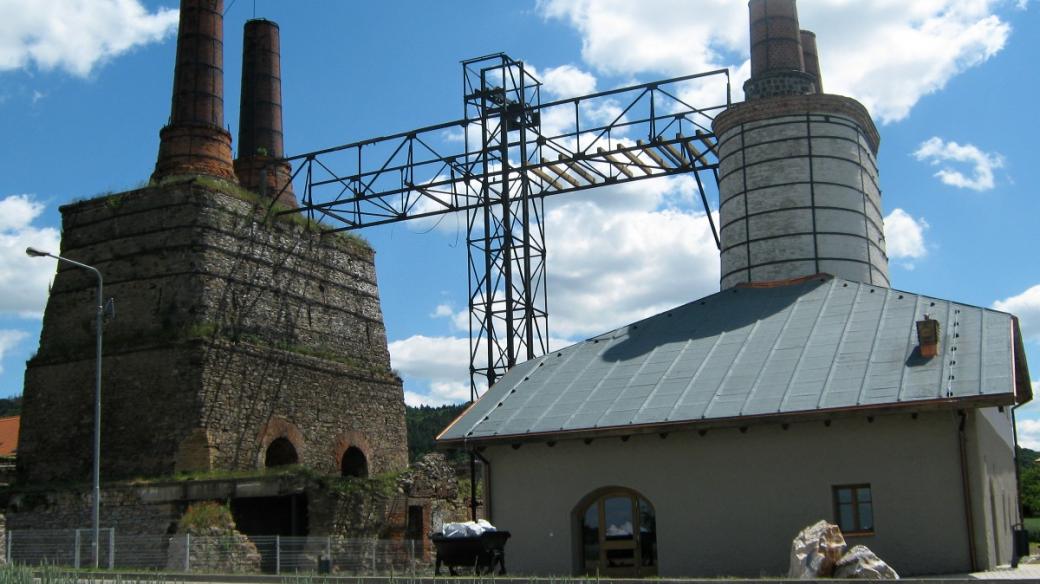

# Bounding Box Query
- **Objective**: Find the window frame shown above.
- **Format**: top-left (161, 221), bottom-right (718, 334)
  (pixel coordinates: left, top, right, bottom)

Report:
top-left (832, 483), bottom-right (874, 536)
top-left (575, 487), bottom-right (657, 577)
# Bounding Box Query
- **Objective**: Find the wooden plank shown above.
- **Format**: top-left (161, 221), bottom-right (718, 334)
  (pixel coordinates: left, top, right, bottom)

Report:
top-left (558, 154), bottom-right (597, 184)
top-left (595, 147), bottom-right (635, 178)
top-left (661, 142), bottom-right (688, 167)
top-left (529, 166), bottom-right (563, 189)
top-left (680, 134), bottom-right (710, 166)
top-left (637, 139), bottom-right (672, 170)
top-left (620, 147), bottom-right (654, 175)
top-left (546, 162), bottom-right (584, 187)
top-left (696, 130), bottom-right (718, 156)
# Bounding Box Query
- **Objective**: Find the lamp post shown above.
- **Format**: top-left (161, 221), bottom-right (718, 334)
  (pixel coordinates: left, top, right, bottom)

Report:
top-left (26, 247), bottom-right (104, 569)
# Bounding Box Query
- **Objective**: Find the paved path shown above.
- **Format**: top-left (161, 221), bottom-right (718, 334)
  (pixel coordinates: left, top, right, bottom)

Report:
top-left (966, 562), bottom-right (1040, 580)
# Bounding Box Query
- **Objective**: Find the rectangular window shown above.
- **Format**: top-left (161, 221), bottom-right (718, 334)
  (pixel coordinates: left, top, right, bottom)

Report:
top-left (406, 505), bottom-right (424, 540)
top-left (833, 484), bottom-right (874, 535)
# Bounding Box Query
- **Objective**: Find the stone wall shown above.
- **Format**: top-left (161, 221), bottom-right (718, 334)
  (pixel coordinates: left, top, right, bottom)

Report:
top-left (3, 466), bottom-right (467, 558)
top-left (308, 455), bottom-right (468, 540)
top-left (4, 483), bottom-right (179, 534)
top-left (18, 177), bottom-right (407, 483)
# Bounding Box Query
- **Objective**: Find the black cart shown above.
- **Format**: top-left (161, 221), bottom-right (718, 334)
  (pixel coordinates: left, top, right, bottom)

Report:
top-left (431, 530), bottom-right (511, 575)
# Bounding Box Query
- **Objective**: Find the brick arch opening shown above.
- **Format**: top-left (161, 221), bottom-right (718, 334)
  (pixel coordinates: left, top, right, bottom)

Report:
top-left (340, 446), bottom-right (368, 477)
top-left (265, 437), bottom-right (299, 468)
top-left (332, 430), bottom-right (372, 476)
top-left (256, 416), bottom-right (305, 469)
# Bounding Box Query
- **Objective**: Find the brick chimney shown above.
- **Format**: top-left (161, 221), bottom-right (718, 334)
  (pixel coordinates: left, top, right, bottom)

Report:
top-left (234, 19), bottom-right (297, 207)
top-left (713, 0), bottom-right (890, 289)
top-left (152, 0), bottom-right (236, 182)
top-left (800, 30), bottom-right (823, 93)
top-left (743, 0), bottom-right (817, 100)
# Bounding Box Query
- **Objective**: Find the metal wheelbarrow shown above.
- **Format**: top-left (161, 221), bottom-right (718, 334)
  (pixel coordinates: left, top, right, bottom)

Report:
top-left (430, 530), bottom-right (511, 575)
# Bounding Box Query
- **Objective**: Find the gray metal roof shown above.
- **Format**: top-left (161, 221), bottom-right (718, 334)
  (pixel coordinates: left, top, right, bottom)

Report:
top-left (439, 275), bottom-right (1030, 444)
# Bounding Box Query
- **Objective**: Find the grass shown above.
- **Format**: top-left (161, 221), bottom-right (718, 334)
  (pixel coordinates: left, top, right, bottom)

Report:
top-left (0, 564), bottom-right (182, 584)
top-left (141, 463), bottom-right (310, 485)
top-left (176, 501), bottom-right (236, 533)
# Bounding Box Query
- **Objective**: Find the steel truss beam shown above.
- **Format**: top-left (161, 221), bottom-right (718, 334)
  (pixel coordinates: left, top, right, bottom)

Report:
top-left (272, 56), bottom-right (730, 400)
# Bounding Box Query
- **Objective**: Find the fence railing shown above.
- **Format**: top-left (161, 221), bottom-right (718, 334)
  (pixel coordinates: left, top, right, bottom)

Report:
top-left (6, 530), bottom-right (430, 575)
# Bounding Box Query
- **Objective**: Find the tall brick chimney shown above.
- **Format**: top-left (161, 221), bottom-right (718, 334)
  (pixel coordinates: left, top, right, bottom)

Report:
top-left (234, 19), bottom-right (297, 207)
top-left (743, 0), bottom-right (817, 100)
top-left (800, 30), bottom-right (823, 93)
top-left (152, 0), bottom-right (236, 182)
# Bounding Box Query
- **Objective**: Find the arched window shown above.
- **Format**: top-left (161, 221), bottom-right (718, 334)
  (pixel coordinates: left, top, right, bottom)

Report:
top-left (341, 446), bottom-right (368, 477)
top-left (576, 488), bottom-right (656, 577)
top-left (264, 437), bottom-right (298, 468)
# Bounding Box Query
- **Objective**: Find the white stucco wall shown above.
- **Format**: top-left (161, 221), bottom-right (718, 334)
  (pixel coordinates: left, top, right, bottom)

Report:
top-left (482, 409), bottom-right (1010, 577)
top-left (968, 406), bottom-right (1019, 569)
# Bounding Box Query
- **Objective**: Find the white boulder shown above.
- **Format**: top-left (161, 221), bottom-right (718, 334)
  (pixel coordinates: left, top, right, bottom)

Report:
top-left (788, 520), bottom-right (848, 579)
top-left (834, 545), bottom-right (899, 579)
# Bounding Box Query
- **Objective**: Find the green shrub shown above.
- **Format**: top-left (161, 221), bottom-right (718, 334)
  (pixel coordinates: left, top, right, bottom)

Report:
top-left (178, 501), bottom-right (236, 534)
top-left (1025, 517), bottom-right (1040, 543)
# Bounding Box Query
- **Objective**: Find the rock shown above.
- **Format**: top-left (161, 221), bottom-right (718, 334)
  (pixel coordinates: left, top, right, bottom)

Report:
top-left (399, 453), bottom-right (459, 499)
top-left (834, 545), bottom-right (899, 579)
top-left (788, 520), bottom-right (847, 579)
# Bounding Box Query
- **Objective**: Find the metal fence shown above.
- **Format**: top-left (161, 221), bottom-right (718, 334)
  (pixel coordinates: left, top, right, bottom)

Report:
top-left (6, 530), bottom-right (431, 575)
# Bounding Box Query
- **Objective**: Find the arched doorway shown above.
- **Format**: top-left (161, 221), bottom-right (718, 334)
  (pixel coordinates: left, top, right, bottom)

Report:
top-left (576, 488), bottom-right (657, 577)
top-left (265, 437), bottom-right (299, 467)
top-left (340, 446), bottom-right (368, 477)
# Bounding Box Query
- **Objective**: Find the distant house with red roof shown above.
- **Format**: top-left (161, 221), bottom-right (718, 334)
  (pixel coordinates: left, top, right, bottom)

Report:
top-left (0, 416), bottom-right (20, 458)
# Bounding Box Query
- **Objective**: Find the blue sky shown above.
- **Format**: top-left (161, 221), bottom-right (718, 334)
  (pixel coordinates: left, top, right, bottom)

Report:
top-left (1, 1), bottom-right (1037, 443)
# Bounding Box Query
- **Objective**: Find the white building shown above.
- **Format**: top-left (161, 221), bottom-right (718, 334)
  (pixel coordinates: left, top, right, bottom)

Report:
top-left (438, 0), bottom-right (1032, 577)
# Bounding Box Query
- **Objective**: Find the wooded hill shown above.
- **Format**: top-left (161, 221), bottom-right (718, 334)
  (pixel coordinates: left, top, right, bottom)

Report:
top-left (406, 403), bottom-right (468, 463)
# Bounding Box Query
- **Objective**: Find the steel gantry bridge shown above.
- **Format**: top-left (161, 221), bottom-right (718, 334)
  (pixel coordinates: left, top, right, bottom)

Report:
top-left (268, 54), bottom-right (730, 399)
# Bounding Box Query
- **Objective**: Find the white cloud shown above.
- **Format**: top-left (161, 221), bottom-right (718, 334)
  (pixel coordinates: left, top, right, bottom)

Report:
top-left (538, 0), bottom-right (746, 79)
top-left (390, 334), bottom-right (477, 406)
top-left (0, 329), bottom-right (29, 374)
top-left (883, 208), bottom-right (929, 269)
top-left (0, 195), bottom-right (61, 318)
top-left (0, 0), bottom-right (178, 77)
top-left (545, 195), bottom-right (720, 338)
top-left (538, 1), bottom-right (1015, 123)
top-left (993, 285), bottom-right (1040, 342)
top-left (1017, 414), bottom-right (1040, 451)
top-left (913, 137), bottom-right (1004, 191)
top-left (431, 303), bottom-right (469, 332)
top-left (539, 64), bottom-right (598, 99)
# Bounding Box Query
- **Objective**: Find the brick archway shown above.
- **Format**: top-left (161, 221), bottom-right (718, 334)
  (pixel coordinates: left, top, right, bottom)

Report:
top-left (256, 416), bottom-right (305, 468)
top-left (333, 430), bottom-right (372, 476)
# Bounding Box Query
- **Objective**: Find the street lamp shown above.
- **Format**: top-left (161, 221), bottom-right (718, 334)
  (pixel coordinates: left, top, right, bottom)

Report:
top-left (26, 246), bottom-right (105, 569)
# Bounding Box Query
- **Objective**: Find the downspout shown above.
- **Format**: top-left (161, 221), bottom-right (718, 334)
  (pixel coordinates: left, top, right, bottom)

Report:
top-left (475, 449), bottom-right (493, 524)
top-left (469, 450), bottom-right (478, 521)
top-left (1012, 403), bottom-right (1025, 568)
top-left (958, 410), bottom-right (979, 572)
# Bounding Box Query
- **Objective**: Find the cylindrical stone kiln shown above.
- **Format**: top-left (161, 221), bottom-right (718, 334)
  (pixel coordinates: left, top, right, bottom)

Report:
top-left (234, 19), bottom-right (297, 207)
top-left (152, 0), bottom-right (236, 182)
top-left (712, 0), bottom-right (889, 290)
top-left (713, 97), bottom-right (888, 289)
